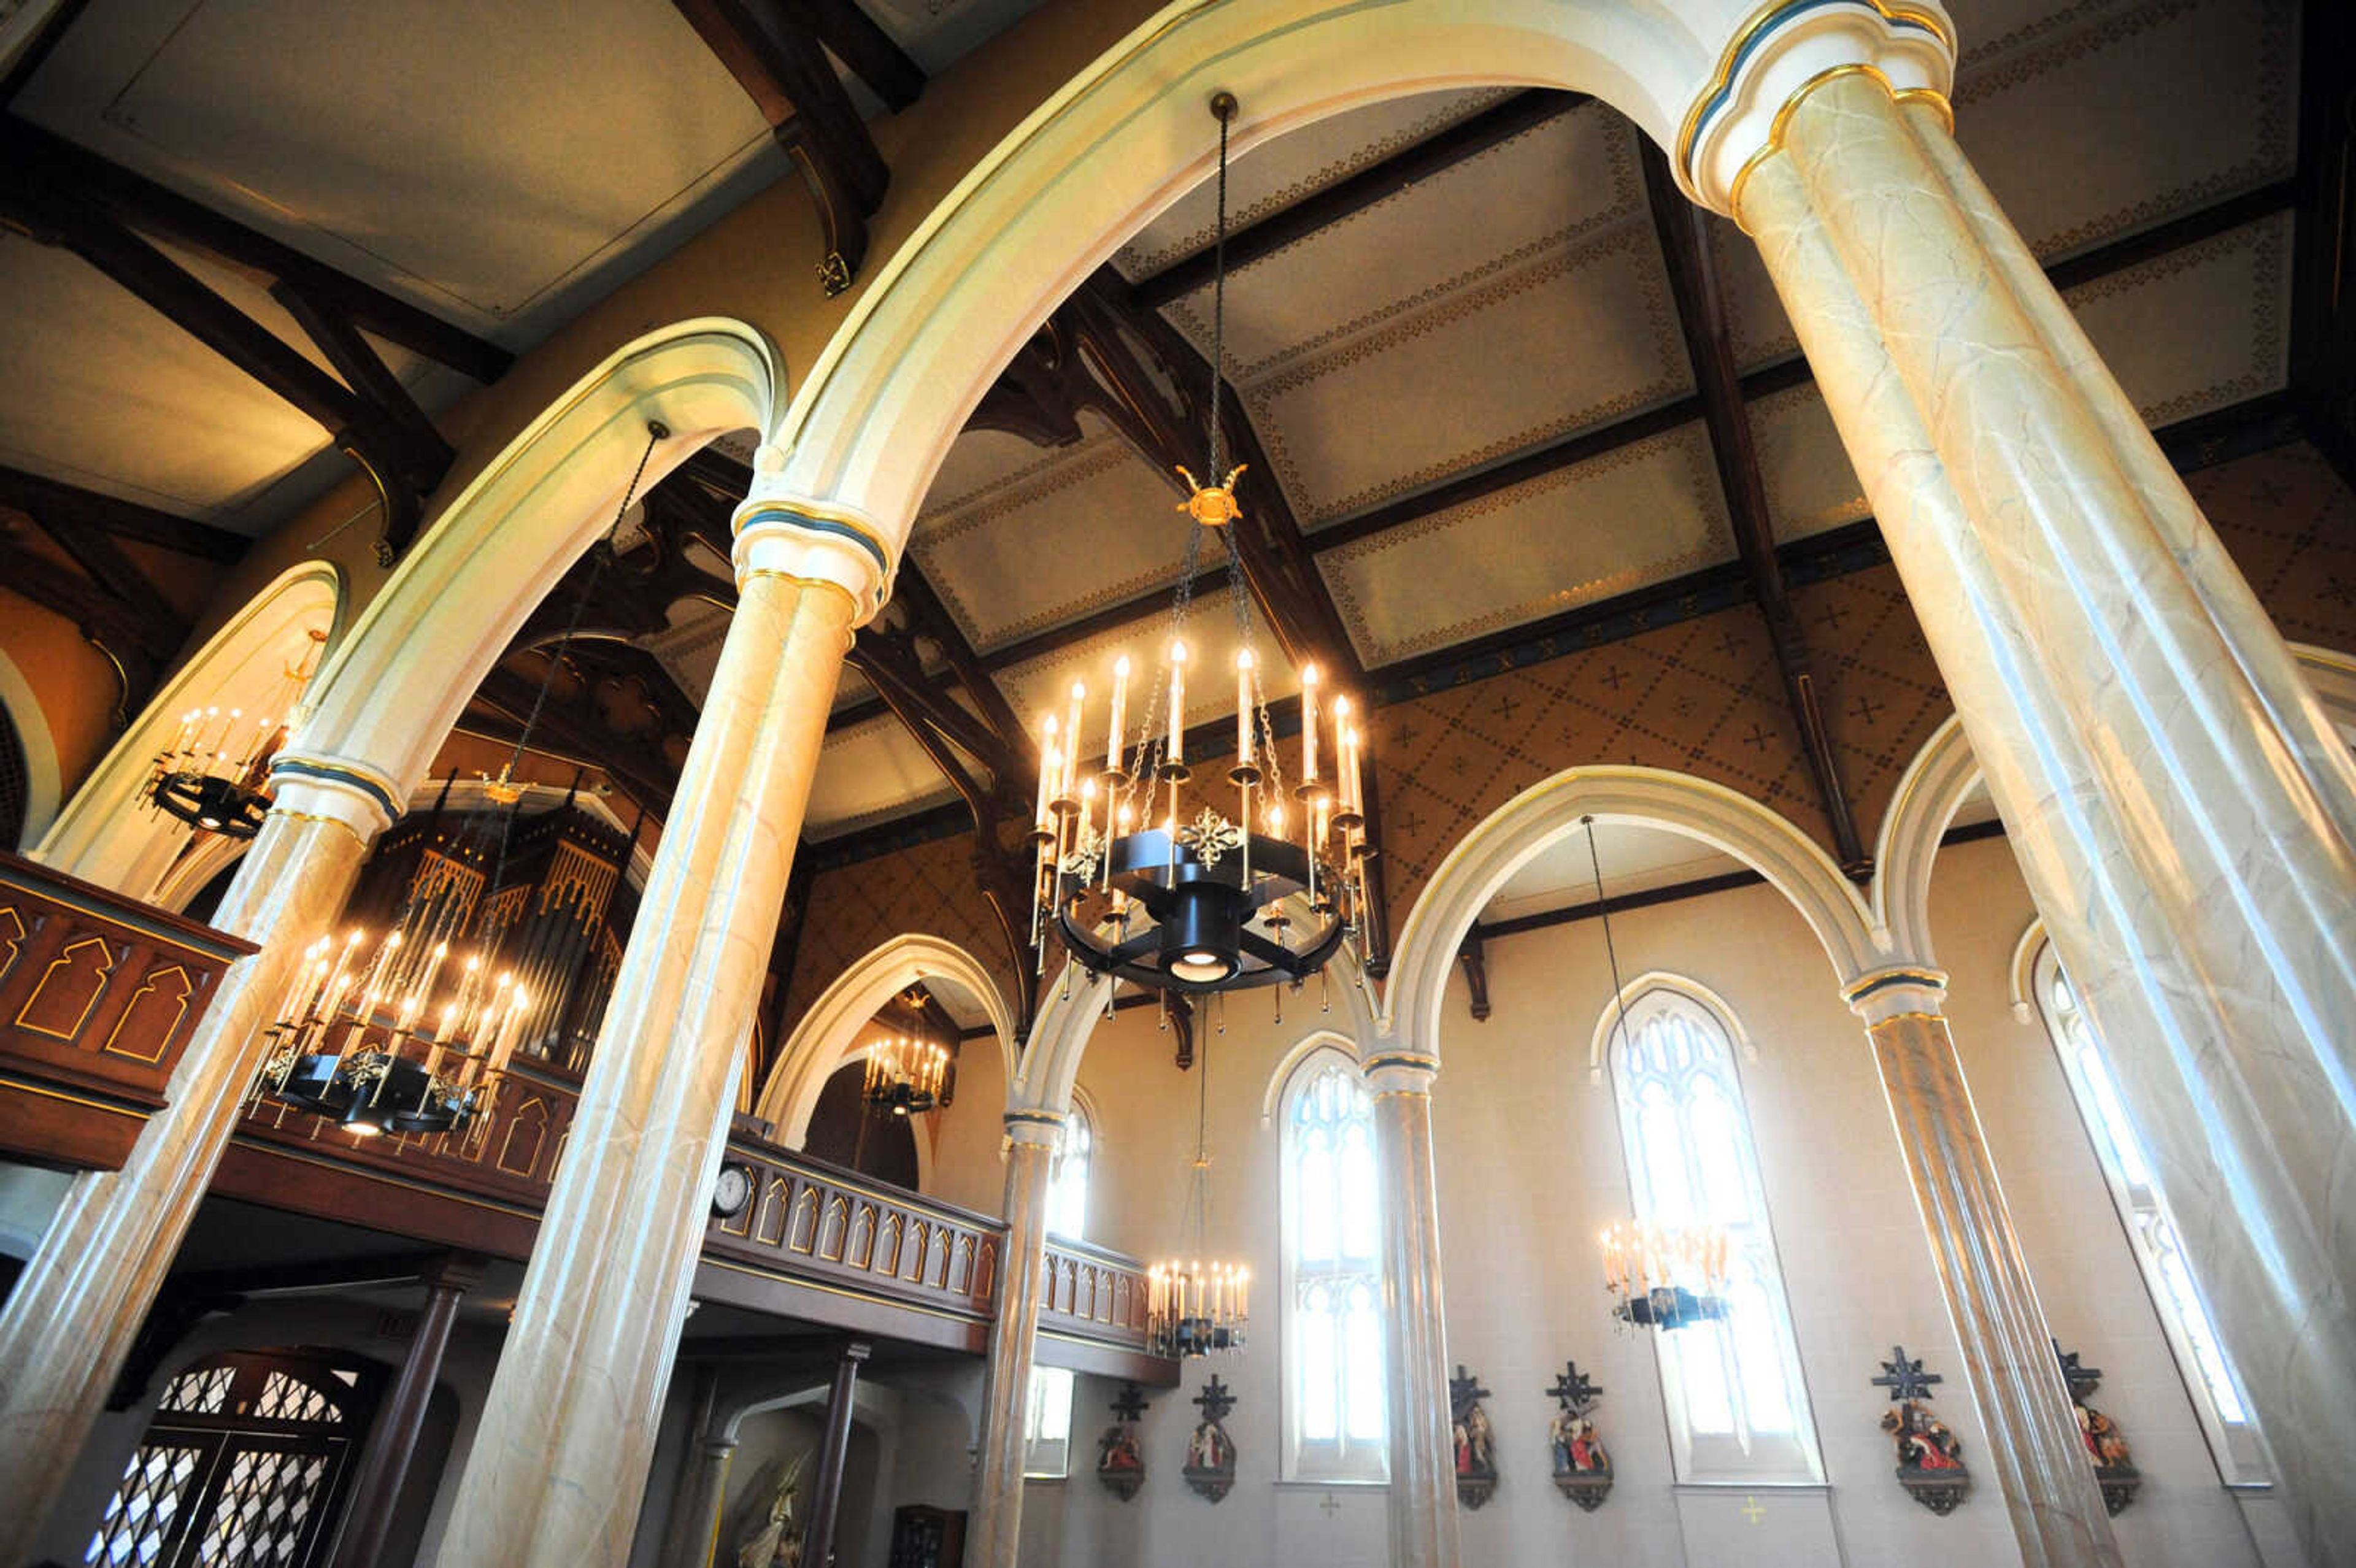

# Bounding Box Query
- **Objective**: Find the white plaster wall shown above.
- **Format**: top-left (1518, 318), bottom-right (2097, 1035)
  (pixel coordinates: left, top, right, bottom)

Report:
top-left (921, 834), bottom-right (2285, 1567)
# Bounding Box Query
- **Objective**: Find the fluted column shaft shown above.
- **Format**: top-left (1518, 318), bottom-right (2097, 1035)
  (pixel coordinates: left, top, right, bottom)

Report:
top-left (972, 1116), bottom-right (1060, 1568)
top-left (1847, 972), bottom-right (2117, 1566)
top-left (331, 1252), bottom-right (486, 1568)
top-left (1368, 1053), bottom-right (1459, 1568)
top-left (0, 782), bottom-right (384, 1555)
top-left (430, 555), bottom-right (861, 1567)
top-left (1739, 73), bottom-right (2356, 1562)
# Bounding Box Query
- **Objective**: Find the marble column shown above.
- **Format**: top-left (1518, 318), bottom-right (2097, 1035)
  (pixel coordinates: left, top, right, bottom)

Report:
top-left (1734, 75), bottom-right (2356, 1563)
top-left (428, 497), bottom-right (883, 1568)
top-left (1845, 969), bottom-right (2117, 1567)
top-left (655, 1368), bottom-right (734, 1568)
top-left (331, 1252), bottom-right (486, 1568)
top-left (0, 769), bottom-right (390, 1555)
top-left (971, 1113), bottom-right (1061, 1568)
top-left (801, 1340), bottom-right (870, 1568)
top-left (1366, 1051), bottom-right (1460, 1568)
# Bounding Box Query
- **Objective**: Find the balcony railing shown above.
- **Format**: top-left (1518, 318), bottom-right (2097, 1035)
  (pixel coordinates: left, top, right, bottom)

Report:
top-left (0, 850), bottom-right (256, 1168)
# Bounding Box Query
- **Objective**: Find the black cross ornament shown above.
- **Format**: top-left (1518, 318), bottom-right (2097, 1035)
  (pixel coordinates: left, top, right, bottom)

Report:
top-left (1193, 1375), bottom-right (1236, 1424)
top-left (1449, 1365), bottom-right (1491, 1422)
top-left (1545, 1361), bottom-right (1604, 1417)
top-left (1111, 1382), bottom-right (1150, 1423)
top-left (1873, 1346), bottom-right (1942, 1404)
top-left (2053, 1342), bottom-right (2103, 1402)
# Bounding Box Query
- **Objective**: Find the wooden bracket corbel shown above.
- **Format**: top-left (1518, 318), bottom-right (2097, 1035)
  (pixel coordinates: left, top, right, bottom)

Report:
top-left (1457, 930), bottom-right (1492, 1022)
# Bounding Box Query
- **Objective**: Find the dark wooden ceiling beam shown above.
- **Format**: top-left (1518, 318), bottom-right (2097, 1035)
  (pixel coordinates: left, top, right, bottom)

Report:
top-left (0, 116), bottom-right (510, 384)
top-left (791, 0), bottom-right (924, 113)
top-left (1641, 139), bottom-right (1865, 874)
top-left (1131, 90), bottom-right (1588, 310)
top-left (672, 0), bottom-right (889, 294)
top-left (0, 464), bottom-right (245, 563)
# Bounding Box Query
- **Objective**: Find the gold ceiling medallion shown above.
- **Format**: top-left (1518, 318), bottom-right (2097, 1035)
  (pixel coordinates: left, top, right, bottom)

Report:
top-left (1174, 463), bottom-right (1247, 527)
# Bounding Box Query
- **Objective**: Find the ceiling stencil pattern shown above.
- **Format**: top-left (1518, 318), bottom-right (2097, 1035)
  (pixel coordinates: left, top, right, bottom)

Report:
top-left (1320, 425), bottom-right (1730, 667)
top-left (780, 828), bottom-right (1020, 1039)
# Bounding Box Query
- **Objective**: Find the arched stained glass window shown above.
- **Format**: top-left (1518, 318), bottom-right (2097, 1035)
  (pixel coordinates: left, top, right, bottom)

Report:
top-left (1283, 1055), bottom-right (1386, 1481)
top-left (1607, 983), bottom-right (1821, 1483)
top-left (2035, 948), bottom-right (2268, 1483)
top-left (1045, 1105), bottom-right (1091, 1241)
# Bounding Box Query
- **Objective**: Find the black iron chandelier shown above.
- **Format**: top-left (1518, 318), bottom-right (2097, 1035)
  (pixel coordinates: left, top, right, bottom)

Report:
top-left (1031, 91), bottom-right (1374, 999)
top-left (1147, 1031), bottom-right (1247, 1358)
top-left (862, 992), bottom-right (953, 1116)
top-left (248, 423), bottom-right (666, 1139)
top-left (146, 629), bottom-right (327, 840)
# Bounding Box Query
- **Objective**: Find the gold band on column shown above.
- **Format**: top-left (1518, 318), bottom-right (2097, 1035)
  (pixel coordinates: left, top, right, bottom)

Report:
top-left (1727, 64), bottom-right (1954, 231)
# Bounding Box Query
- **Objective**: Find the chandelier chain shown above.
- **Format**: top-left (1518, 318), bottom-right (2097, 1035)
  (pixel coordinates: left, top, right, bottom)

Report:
top-left (1585, 815), bottom-right (1637, 1056)
top-left (484, 421), bottom-right (665, 909)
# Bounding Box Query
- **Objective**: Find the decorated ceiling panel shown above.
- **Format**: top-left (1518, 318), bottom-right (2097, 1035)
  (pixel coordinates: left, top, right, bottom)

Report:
top-left (807, 712), bottom-right (962, 841)
top-left (1747, 385), bottom-right (1871, 542)
top-left (1157, 101), bottom-right (1644, 375)
top-left (1115, 88), bottom-right (1510, 279)
top-left (2065, 212), bottom-right (2292, 426)
top-left (990, 589), bottom-right (1290, 737)
top-left (1317, 423), bottom-right (1732, 668)
top-left (910, 415), bottom-right (1199, 654)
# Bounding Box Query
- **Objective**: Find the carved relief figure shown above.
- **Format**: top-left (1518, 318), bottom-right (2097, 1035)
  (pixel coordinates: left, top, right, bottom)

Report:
top-left (2057, 1345), bottom-right (2141, 1515)
top-left (1449, 1366), bottom-right (1498, 1508)
top-left (1543, 1361), bottom-right (1613, 1510)
top-left (1096, 1383), bottom-right (1149, 1502)
top-left (1873, 1347), bottom-right (1969, 1516)
top-left (1181, 1377), bottom-right (1238, 1504)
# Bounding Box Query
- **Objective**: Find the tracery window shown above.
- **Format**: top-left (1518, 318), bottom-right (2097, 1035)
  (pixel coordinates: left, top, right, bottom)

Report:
top-left (1282, 1055), bottom-right (1387, 1482)
top-left (2035, 948), bottom-right (2268, 1483)
top-left (1607, 983), bottom-right (1822, 1483)
top-left (1044, 1105), bottom-right (1091, 1241)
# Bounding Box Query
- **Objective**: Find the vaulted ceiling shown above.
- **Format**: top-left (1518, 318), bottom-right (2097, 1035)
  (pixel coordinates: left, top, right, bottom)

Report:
top-left (0, 0), bottom-right (2335, 923)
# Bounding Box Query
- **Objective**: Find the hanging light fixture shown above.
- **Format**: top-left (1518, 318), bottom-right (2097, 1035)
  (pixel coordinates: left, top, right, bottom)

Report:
top-left (146, 629), bottom-right (328, 839)
top-left (1148, 1032), bottom-right (1249, 1358)
top-left (1582, 814), bottom-right (1731, 1331)
top-left (249, 423), bottom-right (668, 1139)
top-left (1034, 91), bottom-right (1372, 999)
top-left (863, 1036), bottom-right (950, 1116)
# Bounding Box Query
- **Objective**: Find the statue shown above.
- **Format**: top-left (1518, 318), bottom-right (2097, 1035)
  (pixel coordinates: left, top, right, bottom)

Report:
top-left (2057, 1345), bottom-right (2141, 1515)
top-left (1449, 1366), bottom-right (1498, 1508)
top-left (1096, 1383), bottom-right (1150, 1502)
top-left (734, 1453), bottom-right (807, 1568)
top-left (1543, 1361), bottom-right (1612, 1510)
top-left (1873, 1346), bottom-right (1969, 1515)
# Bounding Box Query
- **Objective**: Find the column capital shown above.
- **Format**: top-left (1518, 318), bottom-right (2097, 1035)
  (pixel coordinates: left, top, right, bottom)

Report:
top-left (731, 491), bottom-right (896, 627)
top-left (1362, 1048), bottom-right (1441, 1098)
top-left (1002, 1108), bottom-right (1066, 1152)
top-left (1841, 964), bottom-right (1950, 1026)
top-left (1679, 0), bottom-right (1957, 217)
top-left (266, 750), bottom-right (401, 843)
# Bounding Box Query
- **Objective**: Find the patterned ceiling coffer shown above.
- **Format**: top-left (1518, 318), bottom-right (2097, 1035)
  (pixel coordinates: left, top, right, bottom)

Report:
top-left (809, 712), bottom-right (963, 839)
top-left (2064, 214), bottom-right (2290, 428)
top-left (1319, 424), bottom-right (1730, 668)
top-left (1950, 0), bottom-right (2294, 261)
top-left (1160, 104), bottom-right (1641, 382)
top-left (1115, 88), bottom-right (1515, 281)
top-left (780, 829), bottom-right (1022, 1048)
top-left (2192, 445), bottom-right (2356, 654)
top-left (992, 592), bottom-right (1284, 733)
top-left (909, 417), bottom-right (1200, 655)
top-left (1748, 384), bottom-right (1872, 542)
top-left (1788, 568), bottom-right (1950, 848)
top-left (1223, 214), bottom-right (1686, 526)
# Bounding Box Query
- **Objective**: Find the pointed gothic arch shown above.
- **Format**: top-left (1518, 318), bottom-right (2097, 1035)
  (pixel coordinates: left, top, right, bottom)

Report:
top-left (1383, 766), bottom-right (1882, 1063)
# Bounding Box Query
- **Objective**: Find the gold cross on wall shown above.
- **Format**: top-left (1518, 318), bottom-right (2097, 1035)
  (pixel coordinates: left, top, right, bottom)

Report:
top-left (1741, 1495), bottom-right (1766, 1525)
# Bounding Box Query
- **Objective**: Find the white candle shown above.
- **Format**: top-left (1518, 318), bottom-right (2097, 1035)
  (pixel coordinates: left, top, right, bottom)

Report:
top-left (1036, 717), bottom-right (1059, 826)
top-left (1107, 655), bottom-right (1130, 774)
top-left (1061, 682), bottom-right (1087, 797)
top-left (1300, 664), bottom-right (1320, 784)
top-left (1166, 641), bottom-right (1187, 764)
